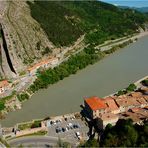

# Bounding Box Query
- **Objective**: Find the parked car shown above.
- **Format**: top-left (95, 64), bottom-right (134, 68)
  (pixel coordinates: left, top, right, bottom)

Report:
top-left (50, 121), bottom-right (55, 125)
top-left (55, 126), bottom-right (62, 133)
top-left (70, 116), bottom-right (75, 120)
top-left (75, 131), bottom-right (81, 140)
top-left (47, 121), bottom-right (51, 127)
top-left (56, 120), bottom-right (61, 124)
top-left (65, 127), bottom-right (69, 131)
top-left (67, 123), bottom-right (73, 129)
top-left (68, 123), bottom-right (73, 127)
top-left (73, 124), bottom-right (78, 129)
top-left (62, 127), bottom-right (66, 132)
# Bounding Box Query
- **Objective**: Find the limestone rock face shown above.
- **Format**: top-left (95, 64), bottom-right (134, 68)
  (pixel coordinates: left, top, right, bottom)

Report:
top-left (0, 0), bottom-right (55, 78)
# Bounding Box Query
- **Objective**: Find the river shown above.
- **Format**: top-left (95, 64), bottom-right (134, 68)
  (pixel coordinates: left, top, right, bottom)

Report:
top-left (1, 35), bottom-right (148, 127)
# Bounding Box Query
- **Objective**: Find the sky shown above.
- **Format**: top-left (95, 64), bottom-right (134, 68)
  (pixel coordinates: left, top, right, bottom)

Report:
top-left (100, 0), bottom-right (148, 8)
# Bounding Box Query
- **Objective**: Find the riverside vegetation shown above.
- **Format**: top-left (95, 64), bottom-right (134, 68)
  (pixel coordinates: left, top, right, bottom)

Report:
top-left (29, 45), bottom-right (104, 92)
top-left (0, 37), bottom-right (138, 114)
top-left (29, 39), bottom-right (133, 93)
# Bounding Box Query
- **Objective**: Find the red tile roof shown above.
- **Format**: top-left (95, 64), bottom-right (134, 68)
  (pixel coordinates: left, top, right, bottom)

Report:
top-left (115, 97), bottom-right (140, 107)
top-left (130, 92), bottom-right (142, 97)
top-left (0, 80), bottom-right (9, 88)
top-left (85, 96), bottom-right (107, 111)
top-left (104, 97), bottom-right (119, 111)
top-left (100, 113), bottom-right (119, 121)
top-left (27, 58), bottom-right (58, 72)
top-left (130, 108), bottom-right (140, 113)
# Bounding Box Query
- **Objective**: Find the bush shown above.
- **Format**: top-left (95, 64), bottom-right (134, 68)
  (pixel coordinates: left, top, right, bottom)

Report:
top-left (31, 120), bottom-right (41, 128)
top-left (142, 79), bottom-right (148, 86)
top-left (17, 93), bottom-right (29, 102)
top-left (117, 90), bottom-right (125, 96)
top-left (126, 83), bottom-right (137, 92)
top-left (0, 101), bottom-right (5, 111)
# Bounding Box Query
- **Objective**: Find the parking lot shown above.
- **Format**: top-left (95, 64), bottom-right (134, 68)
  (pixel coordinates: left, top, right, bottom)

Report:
top-left (46, 116), bottom-right (89, 144)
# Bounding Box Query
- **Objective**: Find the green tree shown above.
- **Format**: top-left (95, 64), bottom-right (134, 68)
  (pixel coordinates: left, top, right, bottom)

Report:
top-left (126, 83), bottom-right (137, 92)
top-left (0, 101), bottom-right (5, 111)
top-left (80, 138), bottom-right (99, 147)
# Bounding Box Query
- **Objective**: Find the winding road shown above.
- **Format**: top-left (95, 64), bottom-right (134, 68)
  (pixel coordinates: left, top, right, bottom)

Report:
top-left (8, 136), bottom-right (76, 147)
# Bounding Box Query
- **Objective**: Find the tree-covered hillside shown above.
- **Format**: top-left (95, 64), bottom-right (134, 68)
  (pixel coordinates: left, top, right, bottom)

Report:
top-left (27, 1), bottom-right (148, 46)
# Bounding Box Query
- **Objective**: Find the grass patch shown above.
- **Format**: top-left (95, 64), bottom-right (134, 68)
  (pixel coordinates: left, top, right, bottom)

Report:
top-left (18, 122), bottom-right (33, 130)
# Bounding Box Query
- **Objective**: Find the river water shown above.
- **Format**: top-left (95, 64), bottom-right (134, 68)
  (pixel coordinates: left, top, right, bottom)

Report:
top-left (1, 35), bottom-right (148, 127)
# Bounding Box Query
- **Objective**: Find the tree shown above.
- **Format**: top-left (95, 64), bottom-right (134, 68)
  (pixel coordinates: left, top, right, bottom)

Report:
top-left (42, 47), bottom-right (52, 55)
top-left (31, 120), bottom-right (41, 128)
top-left (0, 101), bottom-right (5, 111)
top-left (126, 83), bottom-right (137, 92)
top-left (17, 93), bottom-right (29, 102)
top-left (80, 138), bottom-right (99, 147)
top-left (142, 79), bottom-right (148, 86)
top-left (117, 90), bottom-right (125, 96)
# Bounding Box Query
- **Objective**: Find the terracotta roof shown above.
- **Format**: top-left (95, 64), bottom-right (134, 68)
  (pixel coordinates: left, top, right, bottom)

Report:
top-left (104, 97), bottom-right (119, 111)
top-left (144, 106), bottom-right (148, 109)
top-left (27, 58), bottom-right (58, 72)
top-left (144, 96), bottom-right (148, 102)
top-left (122, 108), bottom-right (148, 123)
top-left (136, 97), bottom-right (147, 104)
top-left (130, 92), bottom-right (142, 97)
top-left (0, 80), bottom-right (9, 88)
top-left (130, 108), bottom-right (140, 113)
top-left (85, 96), bottom-right (107, 111)
top-left (115, 97), bottom-right (140, 107)
top-left (100, 113), bottom-right (118, 121)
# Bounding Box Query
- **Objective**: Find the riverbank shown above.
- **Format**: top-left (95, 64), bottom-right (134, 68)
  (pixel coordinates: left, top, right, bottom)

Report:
top-left (96, 30), bottom-right (148, 51)
top-left (104, 75), bottom-right (148, 98)
top-left (1, 31), bottom-right (148, 126)
top-left (2, 75), bottom-right (148, 129)
top-left (25, 30), bottom-right (148, 93)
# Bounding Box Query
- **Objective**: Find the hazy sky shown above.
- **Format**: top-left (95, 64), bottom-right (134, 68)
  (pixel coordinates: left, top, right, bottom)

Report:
top-left (100, 0), bottom-right (148, 8)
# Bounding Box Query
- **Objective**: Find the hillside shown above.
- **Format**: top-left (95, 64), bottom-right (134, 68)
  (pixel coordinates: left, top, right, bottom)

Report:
top-left (28, 1), bottom-right (148, 46)
top-left (0, 0), bottom-right (147, 78)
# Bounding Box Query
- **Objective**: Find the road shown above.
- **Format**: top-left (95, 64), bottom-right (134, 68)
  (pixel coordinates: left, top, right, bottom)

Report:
top-left (1, 30), bottom-right (147, 99)
top-left (8, 136), bottom-right (76, 147)
top-left (96, 31), bottom-right (148, 52)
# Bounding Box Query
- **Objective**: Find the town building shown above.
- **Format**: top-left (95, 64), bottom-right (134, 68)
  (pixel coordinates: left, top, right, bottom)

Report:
top-left (104, 97), bottom-right (120, 114)
top-left (130, 92), bottom-right (143, 97)
top-left (0, 80), bottom-right (10, 94)
top-left (84, 96), bottom-right (107, 119)
top-left (27, 57), bottom-right (59, 75)
top-left (141, 87), bottom-right (148, 95)
top-left (114, 96), bottom-right (140, 112)
top-left (84, 94), bottom-right (148, 128)
top-left (98, 113), bottom-right (119, 128)
top-left (120, 107), bottom-right (148, 124)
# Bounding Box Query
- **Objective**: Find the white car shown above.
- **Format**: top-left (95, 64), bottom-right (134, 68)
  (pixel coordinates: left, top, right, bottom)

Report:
top-left (68, 123), bottom-right (73, 127)
top-left (75, 131), bottom-right (81, 140)
top-left (66, 127), bottom-right (69, 131)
